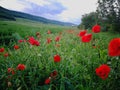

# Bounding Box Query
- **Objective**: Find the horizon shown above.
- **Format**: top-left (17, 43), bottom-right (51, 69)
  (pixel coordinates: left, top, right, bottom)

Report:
top-left (0, 0), bottom-right (98, 25)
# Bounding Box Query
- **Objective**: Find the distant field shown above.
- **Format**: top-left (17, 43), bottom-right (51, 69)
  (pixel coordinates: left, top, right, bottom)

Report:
top-left (0, 18), bottom-right (77, 46)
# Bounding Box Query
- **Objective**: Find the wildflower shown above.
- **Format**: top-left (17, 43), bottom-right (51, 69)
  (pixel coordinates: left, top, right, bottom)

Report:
top-left (81, 34), bottom-right (92, 43)
top-left (17, 64), bottom-right (26, 71)
top-left (4, 53), bottom-right (9, 57)
top-left (47, 30), bottom-right (51, 34)
top-left (34, 40), bottom-right (40, 46)
top-left (96, 64), bottom-right (110, 80)
top-left (108, 38), bottom-right (120, 56)
top-left (8, 68), bottom-right (15, 75)
top-left (92, 25), bottom-right (101, 33)
top-left (78, 30), bottom-right (87, 37)
top-left (28, 37), bottom-right (40, 46)
top-left (18, 40), bottom-right (27, 43)
top-left (18, 40), bottom-right (23, 43)
top-left (28, 37), bottom-right (35, 45)
top-left (14, 45), bottom-right (19, 50)
top-left (54, 55), bottom-right (61, 62)
top-left (0, 47), bottom-right (4, 53)
top-left (45, 77), bottom-right (51, 84)
top-left (55, 36), bottom-right (60, 42)
top-left (47, 38), bottom-right (52, 44)
top-left (50, 70), bottom-right (58, 78)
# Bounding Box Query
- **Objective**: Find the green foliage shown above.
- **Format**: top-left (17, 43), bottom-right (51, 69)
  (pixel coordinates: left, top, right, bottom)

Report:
top-left (79, 0), bottom-right (120, 32)
top-left (0, 19), bottom-right (71, 46)
top-left (78, 12), bottom-right (100, 30)
top-left (97, 0), bottom-right (120, 32)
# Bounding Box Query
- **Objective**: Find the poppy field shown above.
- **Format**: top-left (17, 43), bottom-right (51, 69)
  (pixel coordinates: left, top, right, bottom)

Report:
top-left (0, 20), bottom-right (120, 90)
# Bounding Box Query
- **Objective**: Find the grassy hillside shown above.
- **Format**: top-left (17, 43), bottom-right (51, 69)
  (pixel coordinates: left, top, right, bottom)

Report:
top-left (0, 6), bottom-right (75, 26)
top-left (0, 18), bottom-right (77, 46)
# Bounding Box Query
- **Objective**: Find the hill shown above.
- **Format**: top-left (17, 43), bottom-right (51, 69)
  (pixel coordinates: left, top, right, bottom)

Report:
top-left (0, 6), bottom-right (75, 26)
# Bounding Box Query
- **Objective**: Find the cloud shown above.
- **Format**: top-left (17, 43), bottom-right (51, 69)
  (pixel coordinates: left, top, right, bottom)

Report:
top-left (0, 0), bottom-right (98, 24)
top-left (0, 0), bottom-right (27, 11)
top-left (25, 0), bottom-right (50, 6)
top-left (24, 1), bottom-right (66, 16)
top-left (56, 0), bottom-right (98, 24)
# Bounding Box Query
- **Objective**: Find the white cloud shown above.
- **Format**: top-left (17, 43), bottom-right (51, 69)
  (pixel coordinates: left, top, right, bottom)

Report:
top-left (56, 0), bottom-right (98, 24)
top-left (0, 0), bottom-right (27, 11)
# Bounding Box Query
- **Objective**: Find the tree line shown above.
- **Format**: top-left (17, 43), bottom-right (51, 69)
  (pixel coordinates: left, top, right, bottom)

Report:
top-left (78, 0), bottom-right (120, 32)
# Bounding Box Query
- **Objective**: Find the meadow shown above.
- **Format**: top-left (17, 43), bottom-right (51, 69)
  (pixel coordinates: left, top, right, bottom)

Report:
top-left (0, 18), bottom-right (120, 90)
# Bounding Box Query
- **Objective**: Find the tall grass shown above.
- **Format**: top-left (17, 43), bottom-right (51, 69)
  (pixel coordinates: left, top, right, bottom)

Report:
top-left (0, 19), bottom-right (120, 90)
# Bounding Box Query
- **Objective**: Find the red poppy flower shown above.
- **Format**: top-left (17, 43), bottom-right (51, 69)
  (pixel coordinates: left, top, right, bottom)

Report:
top-left (54, 55), bottom-right (61, 62)
top-left (81, 34), bottom-right (92, 43)
top-left (8, 68), bottom-right (15, 75)
top-left (28, 37), bottom-right (40, 46)
top-left (17, 64), bottom-right (26, 71)
top-left (34, 40), bottom-right (40, 46)
top-left (4, 53), bottom-right (9, 57)
top-left (14, 45), bottom-right (19, 50)
top-left (18, 40), bottom-right (23, 43)
top-left (78, 30), bottom-right (87, 37)
top-left (45, 77), bottom-right (51, 84)
top-left (50, 70), bottom-right (58, 78)
top-left (18, 40), bottom-right (27, 43)
top-left (95, 64), bottom-right (110, 80)
top-left (47, 30), bottom-right (51, 34)
top-left (92, 25), bottom-right (101, 33)
top-left (0, 47), bottom-right (4, 53)
top-left (108, 38), bottom-right (120, 56)
top-left (28, 37), bottom-right (35, 45)
top-left (55, 36), bottom-right (61, 42)
top-left (8, 68), bottom-right (11, 73)
top-left (47, 38), bottom-right (52, 44)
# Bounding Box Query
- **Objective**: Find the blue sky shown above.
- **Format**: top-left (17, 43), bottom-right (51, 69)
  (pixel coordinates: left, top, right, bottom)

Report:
top-left (0, 0), bottom-right (98, 24)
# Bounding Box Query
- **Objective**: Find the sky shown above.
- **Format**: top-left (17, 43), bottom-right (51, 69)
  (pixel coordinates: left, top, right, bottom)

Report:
top-left (0, 0), bottom-right (98, 24)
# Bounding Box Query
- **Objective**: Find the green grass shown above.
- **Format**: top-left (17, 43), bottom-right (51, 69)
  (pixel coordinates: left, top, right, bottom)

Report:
top-left (0, 19), bottom-right (120, 90)
top-left (0, 18), bottom-right (76, 46)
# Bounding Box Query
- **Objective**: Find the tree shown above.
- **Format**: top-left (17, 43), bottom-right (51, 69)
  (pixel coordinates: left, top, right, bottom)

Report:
top-left (78, 12), bottom-right (99, 30)
top-left (97, 0), bottom-right (120, 32)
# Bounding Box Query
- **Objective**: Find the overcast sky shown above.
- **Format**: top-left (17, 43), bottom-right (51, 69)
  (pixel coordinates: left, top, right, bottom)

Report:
top-left (0, 0), bottom-right (98, 24)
